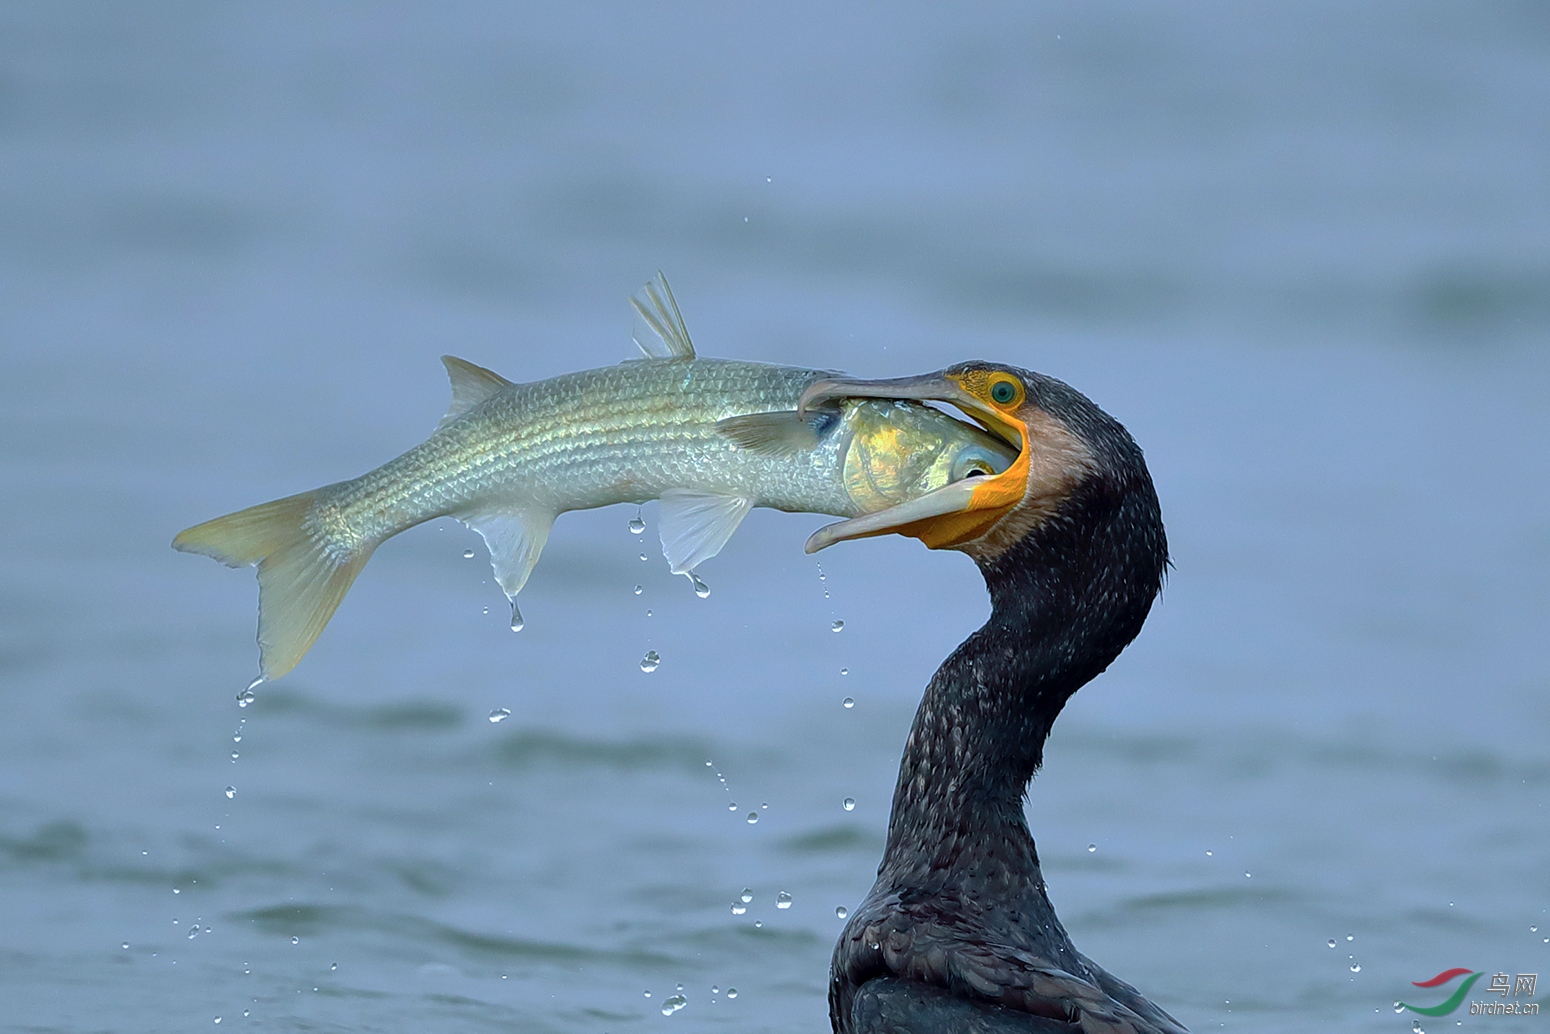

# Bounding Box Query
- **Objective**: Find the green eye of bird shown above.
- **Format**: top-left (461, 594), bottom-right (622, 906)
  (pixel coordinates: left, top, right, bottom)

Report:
top-left (991, 380), bottom-right (1016, 404)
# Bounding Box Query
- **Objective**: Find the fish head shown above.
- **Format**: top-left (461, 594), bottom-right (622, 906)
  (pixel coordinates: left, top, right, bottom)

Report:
top-left (836, 398), bottom-right (1019, 514)
top-left (801, 363), bottom-right (1096, 557)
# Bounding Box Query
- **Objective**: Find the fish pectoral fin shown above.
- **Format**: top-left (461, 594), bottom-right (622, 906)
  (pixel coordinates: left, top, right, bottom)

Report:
top-left (657, 490), bottom-right (752, 574)
top-left (714, 410), bottom-right (830, 457)
top-left (438, 356), bottom-right (513, 429)
top-left (630, 272), bottom-right (696, 360)
top-left (459, 508), bottom-right (553, 599)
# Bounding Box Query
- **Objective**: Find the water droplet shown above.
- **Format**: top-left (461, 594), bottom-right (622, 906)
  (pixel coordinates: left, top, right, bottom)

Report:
top-left (1346, 934), bottom-right (1354, 941)
top-left (746, 812), bottom-right (758, 824)
top-left (1533, 926), bottom-right (1539, 933)
top-left (711, 985), bottom-right (719, 995)
top-left (842, 797), bottom-right (855, 811)
top-left (172, 888), bottom-right (180, 895)
top-left (661, 993), bottom-right (687, 1016)
top-left (1412, 1021), bottom-right (1424, 1033)
top-left (831, 620), bottom-right (844, 632)
top-left (730, 902), bottom-right (746, 915)
top-left (1204, 849), bottom-right (1212, 856)
top-left (122, 942), bottom-right (129, 949)
top-left (230, 751), bottom-right (239, 761)
top-left (1244, 871), bottom-right (1251, 878)
top-left (643, 991), bottom-right (651, 998)
top-left (633, 584), bottom-right (643, 595)
top-left (639, 552), bottom-right (648, 562)
top-left (754, 920), bottom-right (762, 928)
top-left (840, 668), bottom-right (848, 676)
top-left (776, 891), bottom-right (792, 909)
top-left (508, 601), bottom-right (523, 632)
top-left (1328, 939), bottom-right (1336, 948)
top-left (842, 697), bottom-right (854, 709)
top-left (689, 572), bottom-right (710, 598)
top-left (224, 786), bottom-right (236, 799)
top-left (645, 609), bottom-right (653, 617)
top-left (726, 988), bottom-right (738, 999)
top-left (462, 548), bottom-right (475, 559)
top-left (728, 802), bottom-right (738, 811)
top-left (291, 936), bottom-right (299, 945)
top-left (739, 888), bottom-right (753, 903)
top-left (214, 1017), bottom-right (221, 1025)
top-left (1350, 963), bottom-right (1360, 973)
top-left (482, 605), bottom-right (488, 614)
top-left (628, 516), bottom-right (646, 535)
top-left (640, 650), bottom-right (660, 673)
top-left (488, 707), bottom-right (511, 723)
top-left (188, 927), bottom-right (199, 940)
top-left (330, 962), bottom-right (337, 971)
top-left (232, 733), bottom-right (241, 743)
top-left (236, 681), bottom-right (258, 708)
top-left (242, 1012), bottom-right (248, 1019)
top-left (835, 906), bottom-right (848, 919)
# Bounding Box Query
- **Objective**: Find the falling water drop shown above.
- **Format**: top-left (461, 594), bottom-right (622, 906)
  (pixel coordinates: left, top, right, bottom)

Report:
top-left (842, 797), bottom-right (855, 811)
top-left (1328, 939), bottom-right (1336, 948)
top-left (639, 552), bottom-right (648, 562)
top-left (835, 906), bottom-right (848, 919)
top-left (739, 888), bottom-right (753, 903)
top-left (633, 584), bottom-right (643, 595)
top-left (462, 548), bottom-right (475, 559)
top-left (628, 515), bottom-right (646, 535)
top-left (640, 651), bottom-right (661, 673)
top-left (488, 707), bottom-right (511, 723)
top-left (842, 697), bottom-right (854, 709)
top-left (237, 677), bottom-right (261, 708)
top-left (776, 891), bottom-right (793, 909)
top-left (230, 751), bottom-right (239, 762)
top-left (1411, 1021), bottom-right (1424, 1033)
top-left (840, 668), bottom-right (848, 676)
top-left (1350, 963), bottom-right (1360, 973)
top-left (122, 942), bottom-right (129, 950)
top-left (831, 620), bottom-right (844, 632)
top-left (726, 988), bottom-right (738, 999)
top-left (746, 811), bottom-right (758, 824)
top-left (291, 936), bottom-right (299, 945)
top-left (330, 962), bottom-right (338, 971)
top-left (1087, 844), bottom-right (1097, 853)
top-left (728, 802), bottom-right (738, 812)
top-left (730, 902), bottom-right (746, 916)
top-left (661, 994), bottom-right (687, 1016)
top-left (224, 786), bottom-right (236, 799)
top-left (508, 601), bottom-right (524, 632)
top-left (689, 572), bottom-right (711, 598)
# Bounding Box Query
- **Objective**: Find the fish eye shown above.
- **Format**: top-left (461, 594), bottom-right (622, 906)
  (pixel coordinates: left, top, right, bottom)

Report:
top-left (989, 377), bottom-right (1020, 406)
top-left (951, 447), bottom-right (1004, 483)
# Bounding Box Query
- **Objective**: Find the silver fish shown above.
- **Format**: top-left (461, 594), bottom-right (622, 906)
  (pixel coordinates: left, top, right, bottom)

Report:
top-left (174, 274), bottom-right (1017, 682)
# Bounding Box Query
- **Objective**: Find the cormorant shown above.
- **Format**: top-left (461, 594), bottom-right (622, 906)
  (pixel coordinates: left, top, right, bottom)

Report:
top-left (799, 364), bottom-right (1185, 1034)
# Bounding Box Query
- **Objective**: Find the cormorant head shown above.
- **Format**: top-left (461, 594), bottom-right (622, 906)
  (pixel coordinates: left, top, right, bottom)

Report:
top-left (798, 362), bottom-right (1152, 565)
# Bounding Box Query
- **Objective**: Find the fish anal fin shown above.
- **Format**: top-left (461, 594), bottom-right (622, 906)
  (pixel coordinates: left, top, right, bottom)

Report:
top-left (439, 356), bottom-right (513, 429)
top-left (714, 410), bottom-right (833, 457)
top-left (630, 272), bottom-right (696, 360)
top-left (657, 490), bottom-right (752, 574)
top-left (460, 507), bottom-right (553, 599)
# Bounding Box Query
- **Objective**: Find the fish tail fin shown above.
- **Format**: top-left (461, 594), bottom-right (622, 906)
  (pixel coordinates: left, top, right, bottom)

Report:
top-left (173, 489), bottom-right (374, 680)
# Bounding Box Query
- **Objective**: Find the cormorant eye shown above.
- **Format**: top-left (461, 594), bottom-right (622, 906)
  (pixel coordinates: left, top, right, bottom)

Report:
top-left (990, 379), bottom-right (1018, 405)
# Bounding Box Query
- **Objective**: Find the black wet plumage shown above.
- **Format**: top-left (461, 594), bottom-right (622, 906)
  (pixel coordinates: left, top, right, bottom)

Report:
top-left (830, 365), bottom-right (1185, 1033)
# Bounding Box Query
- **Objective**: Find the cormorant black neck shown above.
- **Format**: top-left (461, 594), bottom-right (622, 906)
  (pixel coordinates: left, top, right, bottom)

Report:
top-left (879, 384), bottom-right (1167, 888)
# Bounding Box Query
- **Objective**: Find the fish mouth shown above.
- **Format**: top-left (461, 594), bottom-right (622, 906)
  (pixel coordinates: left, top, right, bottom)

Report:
top-left (798, 371), bottom-right (1032, 553)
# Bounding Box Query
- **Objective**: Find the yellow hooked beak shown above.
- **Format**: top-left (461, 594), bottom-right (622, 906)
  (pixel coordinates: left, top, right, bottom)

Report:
top-left (798, 370), bottom-right (1032, 553)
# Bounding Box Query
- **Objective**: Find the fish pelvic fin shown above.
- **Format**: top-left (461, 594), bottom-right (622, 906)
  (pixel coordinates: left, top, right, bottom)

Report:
top-left (630, 272), bottom-right (696, 360)
top-left (173, 490), bottom-right (375, 681)
top-left (438, 356), bottom-right (513, 430)
top-left (658, 490), bottom-right (752, 574)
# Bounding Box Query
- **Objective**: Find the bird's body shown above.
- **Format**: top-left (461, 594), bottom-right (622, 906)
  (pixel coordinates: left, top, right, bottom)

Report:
top-left (800, 365), bottom-right (1185, 1033)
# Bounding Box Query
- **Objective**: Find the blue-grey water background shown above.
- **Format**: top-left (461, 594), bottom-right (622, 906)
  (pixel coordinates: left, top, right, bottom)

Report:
top-left (1, 3), bottom-right (1547, 1031)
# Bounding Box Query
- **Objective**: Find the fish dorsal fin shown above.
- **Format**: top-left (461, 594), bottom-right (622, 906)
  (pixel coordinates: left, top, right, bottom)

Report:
top-left (439, 356), bottom-right (513, 429)
top-left (458, 507), bottom-right (553, 600)
top-left (715, 408), bottom-right (838, 457)
top-left (657, 490), bottom-right (752, 574)
top-left (630, 272), bottom-right (696, 360)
